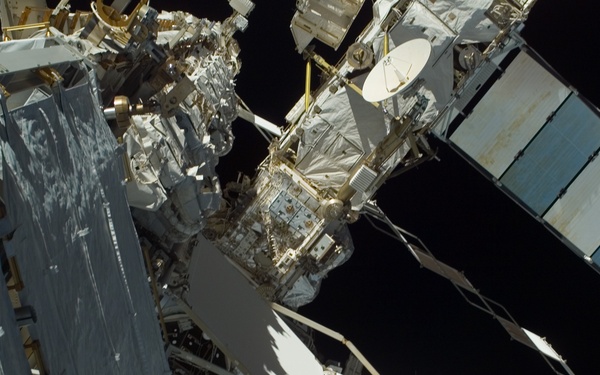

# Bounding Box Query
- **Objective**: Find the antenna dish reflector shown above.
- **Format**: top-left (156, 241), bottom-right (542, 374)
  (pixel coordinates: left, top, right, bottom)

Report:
top-left (362, 38), bottom-right (431, 102)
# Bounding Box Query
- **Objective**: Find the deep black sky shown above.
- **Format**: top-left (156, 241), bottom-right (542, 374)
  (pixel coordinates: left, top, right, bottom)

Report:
top-left (63, 1), bottom-right (600, 374)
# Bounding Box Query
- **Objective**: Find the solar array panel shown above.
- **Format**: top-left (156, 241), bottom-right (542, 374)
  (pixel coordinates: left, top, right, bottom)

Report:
top-left (446, 49), bottom-right (600, 272)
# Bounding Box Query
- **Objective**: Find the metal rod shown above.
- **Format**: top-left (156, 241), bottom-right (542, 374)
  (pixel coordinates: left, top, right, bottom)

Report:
top-left (308, 51), bottom-right (379, 108)
top-left (2, 21), bottom-right (51, 40)
top-left (2, 21), bottom-right (50, 32)
top-left (384, 29), bottom-right (389, 56)
top-left (305, 60), bottom-right (311, 112)
top-left (169, 345), bottom-right (235, 375)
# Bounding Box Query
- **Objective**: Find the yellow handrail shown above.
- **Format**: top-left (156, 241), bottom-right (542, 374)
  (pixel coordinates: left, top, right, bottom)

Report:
top-left (2, 22), bottom-right (51, 40)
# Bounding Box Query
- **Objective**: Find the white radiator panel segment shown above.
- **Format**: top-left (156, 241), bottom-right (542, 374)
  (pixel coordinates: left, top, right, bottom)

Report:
top-left (187, 235), bottom-right (324, 375)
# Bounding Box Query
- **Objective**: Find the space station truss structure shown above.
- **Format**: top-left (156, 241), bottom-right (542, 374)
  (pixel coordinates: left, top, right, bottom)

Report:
top-left (0, 0), bottom-right (256, 374)
top-left (0, 34), bottom-right (172, 375)
top-left (0, 0), bottom-right (597, 374)
top-left (204, 0), bottom-right (591, 373)
top-left (212, 0), bottom-right (544, 308)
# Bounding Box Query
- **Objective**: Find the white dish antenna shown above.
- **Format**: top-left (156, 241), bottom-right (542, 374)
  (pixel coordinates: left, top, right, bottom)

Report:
top-left (362, 38), bottom-right (431, 102)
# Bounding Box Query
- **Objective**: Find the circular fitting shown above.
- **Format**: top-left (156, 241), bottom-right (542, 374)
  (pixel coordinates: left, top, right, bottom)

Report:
top-left (323, 199), bottom-right (344, 220)
top-left (347, 42), bottom-right (374, 70)
top-left (256, 283), bottom-right (276, 301)
top-left (113, 95), bottom-right (131, 129)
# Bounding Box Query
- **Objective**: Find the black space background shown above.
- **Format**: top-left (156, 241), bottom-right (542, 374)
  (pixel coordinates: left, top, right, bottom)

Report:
top-left (56, 1), bottom-right (600, 374)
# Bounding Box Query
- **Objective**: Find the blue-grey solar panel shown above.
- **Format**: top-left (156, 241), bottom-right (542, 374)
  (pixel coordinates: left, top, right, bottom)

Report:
top-left (0, 75), bottom-right (170, 375)
top-left (448, 48), bottom-right (600, 273)
top-left (500, 94), bottom-right (600, 214)
top-left (593, 249), bottom-right (600, 266)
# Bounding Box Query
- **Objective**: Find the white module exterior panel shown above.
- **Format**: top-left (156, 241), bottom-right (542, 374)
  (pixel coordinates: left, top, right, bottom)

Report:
top-left (291, 0), bottom-right (366, 52)
top-left (450, 51), bottom-right (570, 178)
top-left (229, 0), bottom-right (255, 16)
top-left (0, 44), bottom-right (83, 74)
top-left (309, 234), bottom-right (335, 261)
top-left (296, 85), bottom-right (385, 189)
top-left (543, 156), bottom-right (600, 257)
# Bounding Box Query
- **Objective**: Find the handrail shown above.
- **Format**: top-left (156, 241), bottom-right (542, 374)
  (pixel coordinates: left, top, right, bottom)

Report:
top-left (2, 22), bottom-right (51, 41)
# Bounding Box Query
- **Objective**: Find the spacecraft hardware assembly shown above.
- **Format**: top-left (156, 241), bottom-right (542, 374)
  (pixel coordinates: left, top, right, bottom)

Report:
top-left (1, 0), bottom-right (598, 374)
